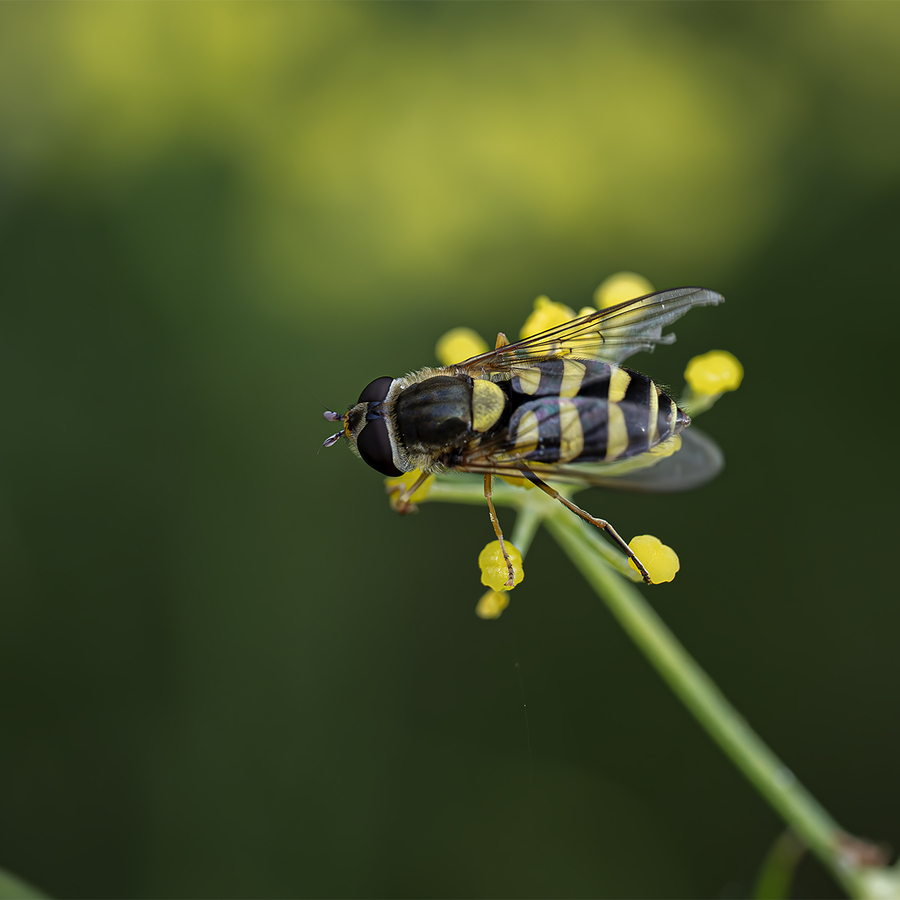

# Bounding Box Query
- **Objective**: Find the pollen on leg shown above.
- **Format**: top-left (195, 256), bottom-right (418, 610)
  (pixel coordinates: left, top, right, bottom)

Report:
top-left (628, 534), bottom-right (680, 584)
top-left (478, 541), bottom-right (524, 591)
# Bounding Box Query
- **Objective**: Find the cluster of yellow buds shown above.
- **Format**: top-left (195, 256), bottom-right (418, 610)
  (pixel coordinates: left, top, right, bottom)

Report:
top-left (518, 272), bottom-right (657, 342)
top-left (474, 540), bottom-right (525, 619)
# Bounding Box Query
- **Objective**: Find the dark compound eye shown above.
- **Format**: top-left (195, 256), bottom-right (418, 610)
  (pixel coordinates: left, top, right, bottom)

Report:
top-left (356, 416), bottom-right (402, 477)
top-left (358, 376), bottom-right (394, 404)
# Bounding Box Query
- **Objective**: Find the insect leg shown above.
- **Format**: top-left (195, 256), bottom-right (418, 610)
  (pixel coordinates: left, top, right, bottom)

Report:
top-left (388, 470), bottom-right (433, 515)
top-left (484, 473), bottom-right (517, 588)
top-left (517, 466), bottom-right (653, 584)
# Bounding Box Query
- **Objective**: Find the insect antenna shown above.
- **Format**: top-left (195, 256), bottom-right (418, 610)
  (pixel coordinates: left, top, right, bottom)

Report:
top-left (320, 407), bottom-right (346, 454)
top-left (319, 431), bottom-right (344, 453)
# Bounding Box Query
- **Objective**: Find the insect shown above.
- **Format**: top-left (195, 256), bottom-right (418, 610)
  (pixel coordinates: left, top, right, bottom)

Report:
top-left (323, 287), bottom-right (724, 585)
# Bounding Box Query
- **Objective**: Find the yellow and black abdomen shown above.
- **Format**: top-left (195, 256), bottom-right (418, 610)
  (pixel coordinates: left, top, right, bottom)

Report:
top-left (501, 359), bottom-right (688, 464)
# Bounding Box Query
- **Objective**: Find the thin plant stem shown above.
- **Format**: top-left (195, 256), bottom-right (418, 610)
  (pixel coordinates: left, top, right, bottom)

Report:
top-left (753, 830), bottom-right (806, 900)
top-left (0, 865), bottom-right (47, 900)
top-left (544, 509), bottom-right (864, 898)
top-left (421, 474), bottom-right (897, 898)
top-left (509, 501), bottom-right (543, 558)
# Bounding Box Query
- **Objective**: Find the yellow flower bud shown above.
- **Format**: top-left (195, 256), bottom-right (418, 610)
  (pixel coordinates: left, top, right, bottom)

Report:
top-left (594, 272), bottom-right (655, 309)
top-left (478, 540), bottom-right (525, 591)
top-left (684, 350), bottom-right (744, 395)
top-left (498, 473), bottom-right (536, 490)
top-left (385, 469), bottom-right (434, 510)
top-left (475, 589), bottom-right (510, 619)
top-left (435, 327), bottom-right (489, 366)
top-left (520, 296), bottom-right (576, 339)
top-left (628, 534), bottom-right (680, 584)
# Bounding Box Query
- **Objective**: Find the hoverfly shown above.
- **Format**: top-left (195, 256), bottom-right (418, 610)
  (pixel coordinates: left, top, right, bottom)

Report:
top-left (323, 287), bottom-right (724, 585)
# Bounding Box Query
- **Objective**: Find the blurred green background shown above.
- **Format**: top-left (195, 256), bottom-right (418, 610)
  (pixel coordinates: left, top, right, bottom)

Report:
top-left (2, 4), bottom-right (900, 898)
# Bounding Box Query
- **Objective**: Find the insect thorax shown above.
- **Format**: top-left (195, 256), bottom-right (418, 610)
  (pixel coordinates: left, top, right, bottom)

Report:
top-left (394, 374), bottom-right (473, 452)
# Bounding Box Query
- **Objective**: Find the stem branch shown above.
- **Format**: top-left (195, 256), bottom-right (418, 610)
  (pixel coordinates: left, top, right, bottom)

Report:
top-left (545, 510), bottom-right (862, 897)
top-left (409, 474), bottom-right (894, 897)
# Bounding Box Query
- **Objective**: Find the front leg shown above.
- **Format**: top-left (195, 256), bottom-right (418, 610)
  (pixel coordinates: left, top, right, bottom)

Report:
top-left (387, 469), bottom-right (433, 515)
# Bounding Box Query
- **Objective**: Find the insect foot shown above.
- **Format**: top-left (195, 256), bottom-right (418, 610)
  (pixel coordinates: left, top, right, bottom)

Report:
top-left (478, 540), bottom-right (525, 592)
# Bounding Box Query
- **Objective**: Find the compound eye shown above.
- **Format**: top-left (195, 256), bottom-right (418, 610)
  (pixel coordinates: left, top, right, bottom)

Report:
top-left (357, 416), bottom-right (402, 477)
top-left (358, 376), bottom-right (394, 404)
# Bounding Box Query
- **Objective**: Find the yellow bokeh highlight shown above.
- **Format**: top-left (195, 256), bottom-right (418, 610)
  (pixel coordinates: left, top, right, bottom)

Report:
top-left (435, 327), bottom-right (489, 366)
top-left (594, 272), bottom-right (655, 309)
top-left (478, 540), bottom-right (524, 591)
top-left (385, 469), bottom-right (434, 508)
top-left (519, 296), bottom-right (577, 339)
top-left (8, 5), bottom-right (888, 316)
top-left (475, 589), bottom-right (510, 619)
top-left (628, 534), bottom-right (680, 584)
top-left (684, 350), bottom-right (744, 395)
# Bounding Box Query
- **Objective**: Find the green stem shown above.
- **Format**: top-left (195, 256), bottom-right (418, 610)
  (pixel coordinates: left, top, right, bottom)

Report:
top-left (509, 502), bottom-right (543, 558)
top-left (753, 830), bottom-right (806, 900)
top-left (0, 865), bottom-right (48, 900)
top-left (413, 475), bottom-right (894, 896)
top-left (544, 510), bottom-right (863, 898)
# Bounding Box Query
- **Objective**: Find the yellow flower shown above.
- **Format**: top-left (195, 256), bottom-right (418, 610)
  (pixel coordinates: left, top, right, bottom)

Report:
top-left (475, 589), bottom-right (510, 619)
top-left (519, 296), bottom-right (576, 339)
top-left (594, 272), bottom-right (655, 309)
top-left (497, 473), bottom-right (536, 490)
top-left (684, 350), bottom-right (744, 395)
top-left (385, 469), bottom-right (434, 511)
top-left (478, 540), bottom-right (525, 591)
top-left (628, 534), bottom-right (680, 584)
top-left (435, 327), bottom-right (488, 366)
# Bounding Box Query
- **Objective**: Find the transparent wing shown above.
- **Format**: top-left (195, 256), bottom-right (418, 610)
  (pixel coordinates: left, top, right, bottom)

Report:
top-left (552, 427), bottom-right (725, 493)
top-left (455, 287), bottom-right (724, 373)
top-left (455, 427), bottom-right (723, 494)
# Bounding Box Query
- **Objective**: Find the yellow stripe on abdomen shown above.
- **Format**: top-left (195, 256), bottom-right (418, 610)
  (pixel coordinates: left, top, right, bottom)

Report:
top-left (608, 366), bottom-right (631, 403)
top-left (515, 366), bottom-right (541, 395)
top-left (513, 409), bottom-right (540, 455)
top-left (606, 402), bottom-right (629, 460)
top-left (559, 359), bottom-right (586, 398)
top-left (558, 399), bottom-right (584, 462)
top-left (648, 383), bottom-right (659, 446)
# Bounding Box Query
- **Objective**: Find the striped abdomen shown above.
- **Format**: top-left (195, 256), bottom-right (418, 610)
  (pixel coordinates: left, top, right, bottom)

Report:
top-left (498, 358), bottom-right (688, 464)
